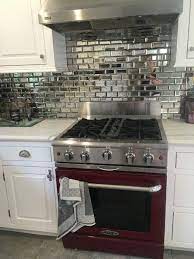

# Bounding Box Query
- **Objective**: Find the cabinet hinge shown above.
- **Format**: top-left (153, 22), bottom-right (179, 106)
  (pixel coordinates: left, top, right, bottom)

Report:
top-left (171, 212), bottom-right (174, 240)
top-left (3, 172), bottom-right (5, 181)
top-left (8, 210), bottom-right (11, 218)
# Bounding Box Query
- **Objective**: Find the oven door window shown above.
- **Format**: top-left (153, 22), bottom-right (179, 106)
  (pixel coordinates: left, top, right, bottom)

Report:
top-left (89, 188), bottom-right (151, 232)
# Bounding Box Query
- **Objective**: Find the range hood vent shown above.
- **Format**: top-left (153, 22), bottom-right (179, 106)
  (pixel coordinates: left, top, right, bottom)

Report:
top-left (39, 0), bottom-right (183, 33)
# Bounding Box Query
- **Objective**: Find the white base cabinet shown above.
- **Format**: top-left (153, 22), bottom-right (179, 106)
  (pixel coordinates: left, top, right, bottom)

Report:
top-left (3, 166), bottom-right (57, 233)
top-left (0, 0), bottom-right (66, 73)
top-left (172, 211), bottom-right (194, 248)
top-left (0, 161), bottom-right (10, 227)
top-left (0, 142), bottom-right (58, 235)
top-left (165, 145), bottom-right (194, 250)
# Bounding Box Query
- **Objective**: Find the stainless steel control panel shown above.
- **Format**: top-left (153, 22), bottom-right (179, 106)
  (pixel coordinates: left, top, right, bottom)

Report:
top-left (54, 145), bottom-right (167, 168)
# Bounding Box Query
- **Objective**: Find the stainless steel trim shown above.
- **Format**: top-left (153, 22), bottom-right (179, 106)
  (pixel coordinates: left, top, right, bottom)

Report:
top-left (53, 138), bottom-right (167, 147)
top-left (88, 183), bottom-right (162, 193)
top-left (79, 101), bottom-right (161, 118)
top-left (100, 229), bottom-right (119, 237)
top-left (55, 162), bottom-right (167, 174)
top-left (97, 166), bottom-right (120, 172)
top-left (39, 0), bottom-right (183, 28)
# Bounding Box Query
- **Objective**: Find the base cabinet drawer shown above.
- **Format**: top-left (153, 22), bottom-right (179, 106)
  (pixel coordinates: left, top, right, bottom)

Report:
top-left (174, 174), bottom-right (194, 207)
top-left (176, 152), bottom-right (194, 170)
top-left (0, 146), bottom-right (52, 162)
top-left (172, 212), bottom-right (194, 247)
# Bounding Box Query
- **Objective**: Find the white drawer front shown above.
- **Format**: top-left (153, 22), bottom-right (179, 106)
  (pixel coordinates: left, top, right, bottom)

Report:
top-left (174, 174), bottom-right (194, 207)
top-left (0, 147), bottom-right (52, 162)
top-left (173, 212), bottom-right (194, 245)
top-left (176, 152), bottom-right (194, 170)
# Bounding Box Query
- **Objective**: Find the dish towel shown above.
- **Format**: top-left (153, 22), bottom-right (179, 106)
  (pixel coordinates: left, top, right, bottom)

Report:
top-left (57, 177), bottom-right (95, 240)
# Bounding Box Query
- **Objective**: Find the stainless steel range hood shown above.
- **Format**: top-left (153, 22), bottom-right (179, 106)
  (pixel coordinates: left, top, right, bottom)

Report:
top-left (39, 0), bottom-right (183, 33)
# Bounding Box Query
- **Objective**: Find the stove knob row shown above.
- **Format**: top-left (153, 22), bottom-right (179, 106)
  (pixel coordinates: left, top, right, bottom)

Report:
top-left (64, 150), bottom-right (74, 161)
top-left (80, 151), bottom-right (90, 162)
top-left (125, 152), bottom-right (136, 164)
top-left (102, 149), bottom-right (112, 161)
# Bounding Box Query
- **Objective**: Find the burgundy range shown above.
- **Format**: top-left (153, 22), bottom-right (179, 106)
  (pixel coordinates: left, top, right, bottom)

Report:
top-left (53, 102), bottom-right (168, 259)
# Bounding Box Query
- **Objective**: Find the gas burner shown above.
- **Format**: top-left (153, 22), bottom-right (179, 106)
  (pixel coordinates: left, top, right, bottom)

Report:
top-left (61, 118), bottom-right (162, 141)
top-left (61, 118), bottom-right (108, 139)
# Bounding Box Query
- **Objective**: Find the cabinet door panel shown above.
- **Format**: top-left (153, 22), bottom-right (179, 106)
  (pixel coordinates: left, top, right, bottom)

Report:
top-left (174, 174), bottom-right (194, 207)
top-left (188, 0), bottom-right (194, 59)
top-left (13, 175), bottom-right (48, 219)
top-left (176, 152), bottom-right (194, 170)
top-left (0, 0), bottom-right (46, 66)
top-left (0, 161), bottom-right (10, 227)
top-left (173, 212), bottom-right (194, 245)
top-left (4, 166), bottom-right (57, 233)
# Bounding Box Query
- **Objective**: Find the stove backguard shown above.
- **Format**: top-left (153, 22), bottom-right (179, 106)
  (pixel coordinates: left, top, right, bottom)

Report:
top-left (79, 101), bottom-right (161, 119)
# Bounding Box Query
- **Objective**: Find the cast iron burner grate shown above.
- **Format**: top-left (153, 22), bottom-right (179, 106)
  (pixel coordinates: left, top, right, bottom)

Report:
top-left (61, 118), bottom-right (162, 141)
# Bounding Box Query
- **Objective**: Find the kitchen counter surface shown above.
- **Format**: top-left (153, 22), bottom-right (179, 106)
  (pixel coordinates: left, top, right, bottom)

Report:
top-left (0, 119), bottom-right (77, 142)
top-left (1, 118), bottom-right (193, 144)
top-left (162, 119), bottom-right (194, 145)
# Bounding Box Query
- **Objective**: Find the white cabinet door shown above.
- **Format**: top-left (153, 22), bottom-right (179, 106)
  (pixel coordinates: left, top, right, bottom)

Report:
top-left (176, 152), bottom-right (194, 170)
top-left (172, 212), bottom-right (194, 248)
top-left (174, 0), bottom-right (194, 67)
top-left (0, 161), bottom-right (10, 227)
top-left (187, 0), bottom-right (194, 59)
top-left (0, 0), bottom-right (46, 66)
top-left (174, 174), bottom-right (194, 208)
top-left (4, 166), bottom-right (57, 233)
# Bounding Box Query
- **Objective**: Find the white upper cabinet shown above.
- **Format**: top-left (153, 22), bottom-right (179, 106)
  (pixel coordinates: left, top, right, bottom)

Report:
top-left (187, 0), bottom-right (194, 59)
top-left (175, 0), bottom-right (194, 67)
top-left (0, 0), bottom-right (66, 73)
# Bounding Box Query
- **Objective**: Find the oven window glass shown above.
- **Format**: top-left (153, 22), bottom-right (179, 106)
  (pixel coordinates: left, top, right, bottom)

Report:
top-left (89, 188), bottom-right (151, 232)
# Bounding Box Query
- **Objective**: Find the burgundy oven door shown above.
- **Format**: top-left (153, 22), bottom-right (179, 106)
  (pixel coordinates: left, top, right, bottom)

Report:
top-left (56, 168), bottom-right (166, 243)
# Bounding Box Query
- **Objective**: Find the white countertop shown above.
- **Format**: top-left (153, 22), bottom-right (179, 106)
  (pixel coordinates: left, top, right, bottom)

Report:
top-left (0, 119), bottom-right (77, 142)
top-left (162, 119), bottom-right (194, 145)
top-left (0, 118), bottom-right (194, 145)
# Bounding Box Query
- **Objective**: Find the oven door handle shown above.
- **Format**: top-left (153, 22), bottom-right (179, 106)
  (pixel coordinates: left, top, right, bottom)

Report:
top-left (97, 166), bottom-right (120, 172)
top-left (88, 183), bottom-right (162, 193)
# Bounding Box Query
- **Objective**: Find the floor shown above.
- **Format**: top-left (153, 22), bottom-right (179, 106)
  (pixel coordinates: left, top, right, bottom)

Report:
top-left (0, 231), bottom-right (194, 259)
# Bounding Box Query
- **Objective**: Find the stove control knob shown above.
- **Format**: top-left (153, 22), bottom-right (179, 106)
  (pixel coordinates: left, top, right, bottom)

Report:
top-left (80, 151), bottom-right (89, 162)
top-left (144, 149), bottom-right (154, 165)
top-left (64, 150), bottom-right (74, 161)
top-left (126, 152), bottom-right (136, 164)
top-left (102, 150), bottom-right (112, 161)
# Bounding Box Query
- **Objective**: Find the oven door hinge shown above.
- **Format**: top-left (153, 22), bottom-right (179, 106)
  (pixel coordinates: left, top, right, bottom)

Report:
top-left (8, 210), bottom-right (11, 218)
top-left (3, 172), bottom-right (5, 181)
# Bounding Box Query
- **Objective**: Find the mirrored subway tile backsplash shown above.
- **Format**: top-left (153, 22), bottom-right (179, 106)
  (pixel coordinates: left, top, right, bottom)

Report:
top-left (0, 18), bottom-right (194, 119)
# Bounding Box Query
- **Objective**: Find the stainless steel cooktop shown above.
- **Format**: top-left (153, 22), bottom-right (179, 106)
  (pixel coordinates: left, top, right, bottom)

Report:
top-left (53, 102), bottom-right (168, 173)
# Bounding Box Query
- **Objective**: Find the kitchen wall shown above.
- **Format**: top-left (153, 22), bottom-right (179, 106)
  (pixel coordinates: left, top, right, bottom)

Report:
top-left (0, 15), bottom-right (194, 119)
